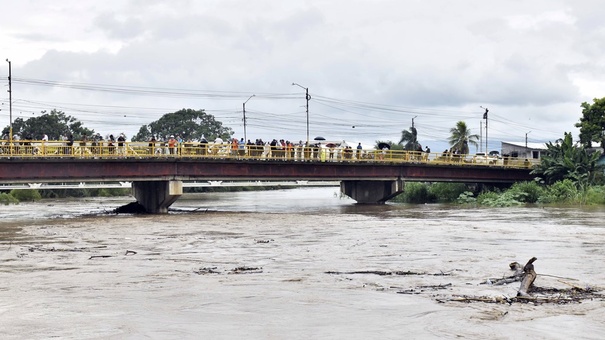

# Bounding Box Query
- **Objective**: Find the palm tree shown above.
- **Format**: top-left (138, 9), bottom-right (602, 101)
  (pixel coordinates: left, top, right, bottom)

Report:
top-left (399, 126), bottom-right (419, 151)
top-left (448, 121), bottom-right (479, 154)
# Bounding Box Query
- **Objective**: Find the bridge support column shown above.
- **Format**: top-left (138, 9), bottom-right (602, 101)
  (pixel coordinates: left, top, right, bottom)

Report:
top-left (340, 179), bottom-right (404, 204)
top-left (132, 180), bottom-right (183, 213)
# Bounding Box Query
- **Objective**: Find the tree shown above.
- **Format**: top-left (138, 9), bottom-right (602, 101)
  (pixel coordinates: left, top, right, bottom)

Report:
top-left (575, 97), bottom-right (605, 148)
top-left (531, 132), bottom-right (603, 186)
top-left (398, 126), bottom-right (420, 150)
top-left (448, 121), bottom-right (479, 154)
top-left (132, 108), bottom-right (233, 142)
top-left (1, 109), bottom-right (95, 140)
top-left (374, 140), bottom-right (403, 150)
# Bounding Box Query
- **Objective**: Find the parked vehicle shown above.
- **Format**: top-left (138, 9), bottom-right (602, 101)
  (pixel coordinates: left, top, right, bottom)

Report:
top-left (472, 152), bottom-right (500, 165)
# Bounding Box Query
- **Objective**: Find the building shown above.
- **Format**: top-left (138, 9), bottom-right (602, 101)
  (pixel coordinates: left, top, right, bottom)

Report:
top-left (501, 141), bottom-right (547, 160)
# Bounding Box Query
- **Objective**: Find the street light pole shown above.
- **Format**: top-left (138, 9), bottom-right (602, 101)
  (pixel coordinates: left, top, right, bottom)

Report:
top-left (243, 94), bottom-right (255, 143)
top-left (292, 83), bottom-right (310, 145)
top-left (6, 59), bottom-right (12, 141)
top-left (481, 106), bottom-right (489, 154)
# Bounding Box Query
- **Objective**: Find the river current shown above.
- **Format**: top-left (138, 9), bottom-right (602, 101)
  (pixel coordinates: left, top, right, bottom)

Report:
top-left (1, 187), bottom-right (604, 339)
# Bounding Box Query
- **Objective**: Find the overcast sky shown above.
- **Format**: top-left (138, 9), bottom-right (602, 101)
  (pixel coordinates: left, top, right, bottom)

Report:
top-left (2, 0), bottom-right (604, 152)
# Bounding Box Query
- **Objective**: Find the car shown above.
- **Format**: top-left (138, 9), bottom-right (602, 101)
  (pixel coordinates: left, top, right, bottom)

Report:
top-left (472, 152), bottom-right (500, 165)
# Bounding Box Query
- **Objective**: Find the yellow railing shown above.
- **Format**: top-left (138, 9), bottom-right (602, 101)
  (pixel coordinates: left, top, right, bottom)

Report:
top-left (0, 140), bottom-right (538, 169)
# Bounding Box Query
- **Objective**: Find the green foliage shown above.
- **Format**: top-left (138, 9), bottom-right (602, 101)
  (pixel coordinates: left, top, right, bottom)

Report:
top-left (0, 192), bottom-right (19, 205)
top-left (583, 185), bottom-right (605, 205)
top-left (506, 181), bottom-right (545, 203)
top-left (476, 191), bottom-right (498, 205)
top-left (38, 188), bottom-right (130, 198)
top-left (478, 191), bottom-right (526, 207)
top-left (9, 189), bottom-right (41, 202)
top-left (96, 188), bottom-right (131, 197)
top-left (398, 126), bottom-right (420, 151)
top-left (2, 109), bottom-right (95, 140)
top-left (391, 182), bottom-right (470, 204)
top-left (531, 132), bottom-right (604, 186)
top-left (457, 191), bottom-right (477, 205)
top-left (575, 97), bottom-right (605, 149)
top-left (373, 140), bottom-right (403, 150)
top-left (537, 179), bottom-right (578, 204)
top-left (132, 108), bottom-right (233, 142)
top-left (429, 182), bottom-right (469, 202)
top-left (448, 121), bottom-right (479, 154)
top-left (399, 182), bottom-right (433, 203)
top-left (536, 179), bottom-right (605, 205)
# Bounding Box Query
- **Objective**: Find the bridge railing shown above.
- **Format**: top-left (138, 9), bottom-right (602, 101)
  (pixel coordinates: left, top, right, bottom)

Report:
top-left (0, 139), bottom-right (538, 169)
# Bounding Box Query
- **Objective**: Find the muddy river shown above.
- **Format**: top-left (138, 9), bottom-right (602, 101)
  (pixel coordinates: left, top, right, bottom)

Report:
top-left (1, 187), bottom-right (604, 339)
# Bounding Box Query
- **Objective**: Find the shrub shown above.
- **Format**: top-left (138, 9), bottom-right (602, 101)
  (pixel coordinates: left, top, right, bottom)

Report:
top-left (538, 179), bottom-right (578, 204)
top-left (476, 191), bottom-right (499, 205)
top-left (584, 185), bottom-right (605, 205)
top-left (507, 181), bottom-right (545, 203)
top-left (429, 182), bottom-right (469, 203)
top-left (457, 191), bottom-right (477, 205)
top-left (9, 189), bottom-right (41, 202)
top-left (0, 192), bottom-right (19, 205)
top-left (479, 191), bottom-right (526, 207)
top-left (398, 182), bottom-right (433, 203)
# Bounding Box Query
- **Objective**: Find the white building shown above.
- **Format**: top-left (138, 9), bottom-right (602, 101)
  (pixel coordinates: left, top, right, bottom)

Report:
top-left (501, 141), bottom-right (547, 160)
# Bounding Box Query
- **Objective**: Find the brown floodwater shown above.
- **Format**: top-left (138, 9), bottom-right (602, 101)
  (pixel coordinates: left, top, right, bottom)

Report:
top-left (0, 187), bottom-right (604, 339)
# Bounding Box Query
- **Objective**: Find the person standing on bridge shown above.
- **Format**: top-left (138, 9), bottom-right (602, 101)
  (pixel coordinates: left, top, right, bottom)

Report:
top-left (168, 135), bottom-right (177, 155)
top-left (67, 134), bottom-right (74, 155)
top-left (148, 136), bottom-right (157, 155)
top-left (117, 133), bottom-right (126, 156)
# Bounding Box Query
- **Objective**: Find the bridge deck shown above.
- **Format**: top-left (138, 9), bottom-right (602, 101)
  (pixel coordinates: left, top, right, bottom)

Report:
top-left (0, 140), bottom-right (536, 184)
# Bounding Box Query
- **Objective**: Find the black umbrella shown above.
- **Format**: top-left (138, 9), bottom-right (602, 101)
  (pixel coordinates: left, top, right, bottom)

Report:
top-left (377, 142), bottom-right (391, 150)
top-left (314, 136), bottom-right (326, 141)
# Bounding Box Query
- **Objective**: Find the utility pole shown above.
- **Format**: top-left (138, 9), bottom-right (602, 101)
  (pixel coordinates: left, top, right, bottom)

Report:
top-left (242, 94), bottom-right (255, 143)
top-left (481, 106), bottom-right (489, 154)
top-left (525, 131), bottom-right (531, 148)
top-left (6, 59), bottom-right (12, 142)
top-left (480, 121), bottom-right (483, 153)
top-left (292, 83), bottom-right (310, 145)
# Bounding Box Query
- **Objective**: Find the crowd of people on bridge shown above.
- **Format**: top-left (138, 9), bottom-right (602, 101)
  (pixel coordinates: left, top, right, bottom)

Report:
top-left (1, 132), bottom-right (437, 163)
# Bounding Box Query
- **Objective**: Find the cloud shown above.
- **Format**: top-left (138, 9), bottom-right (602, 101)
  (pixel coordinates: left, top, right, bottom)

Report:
top-left (93, 12), bottom-right (145, 40)
top-left (3, 0), bottom-right (604, 150)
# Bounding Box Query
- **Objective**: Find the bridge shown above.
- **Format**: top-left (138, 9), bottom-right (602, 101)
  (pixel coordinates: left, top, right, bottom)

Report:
top-left (0, 140), bottom-right (537, 213)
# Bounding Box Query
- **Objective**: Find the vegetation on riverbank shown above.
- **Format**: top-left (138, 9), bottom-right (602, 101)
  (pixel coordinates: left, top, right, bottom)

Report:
top-left (0, 188), bottom-right (131, 204)
top-left (393, 180), bottom-right (605, 207)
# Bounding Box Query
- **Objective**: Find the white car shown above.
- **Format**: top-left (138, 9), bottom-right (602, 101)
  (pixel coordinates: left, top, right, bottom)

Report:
top-left (472, 152), bottom-right (500, 165)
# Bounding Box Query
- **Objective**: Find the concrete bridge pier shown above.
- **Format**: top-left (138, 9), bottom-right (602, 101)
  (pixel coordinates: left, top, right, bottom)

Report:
top-left (132, 180), bottom-right (183, 213)
top-left (340, 179), bottom-right (404, 204)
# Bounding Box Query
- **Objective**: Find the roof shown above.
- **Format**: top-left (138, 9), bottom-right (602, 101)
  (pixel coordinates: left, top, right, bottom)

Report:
top-left (502, 141), bottom-right (548, 150)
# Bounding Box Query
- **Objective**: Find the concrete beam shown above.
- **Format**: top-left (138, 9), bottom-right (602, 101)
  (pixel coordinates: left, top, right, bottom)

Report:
top-left (132, 180), bottom-right (183, 213)
top-left (340, 179), bottom-right (404, 204)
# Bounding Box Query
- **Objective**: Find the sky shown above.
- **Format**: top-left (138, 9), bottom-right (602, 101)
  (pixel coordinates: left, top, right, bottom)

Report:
top-left (1, 0), bottom-right (605, 153)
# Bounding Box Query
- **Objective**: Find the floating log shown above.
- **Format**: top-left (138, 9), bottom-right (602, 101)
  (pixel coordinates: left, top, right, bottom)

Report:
top-left (517, 257), bottom-right (537, 297)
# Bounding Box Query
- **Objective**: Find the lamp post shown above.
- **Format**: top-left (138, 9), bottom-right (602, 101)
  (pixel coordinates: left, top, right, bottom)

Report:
top-left (6, 59), bottom-right (12, 142)
top-left (481, 106), bottom-right (489, 154)
top-left (242, 94), bottom-right (255, 143)
top-left (292, 83), bottom-right (310, 145)
top-left (411, 115), bottom-right (418, 148)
